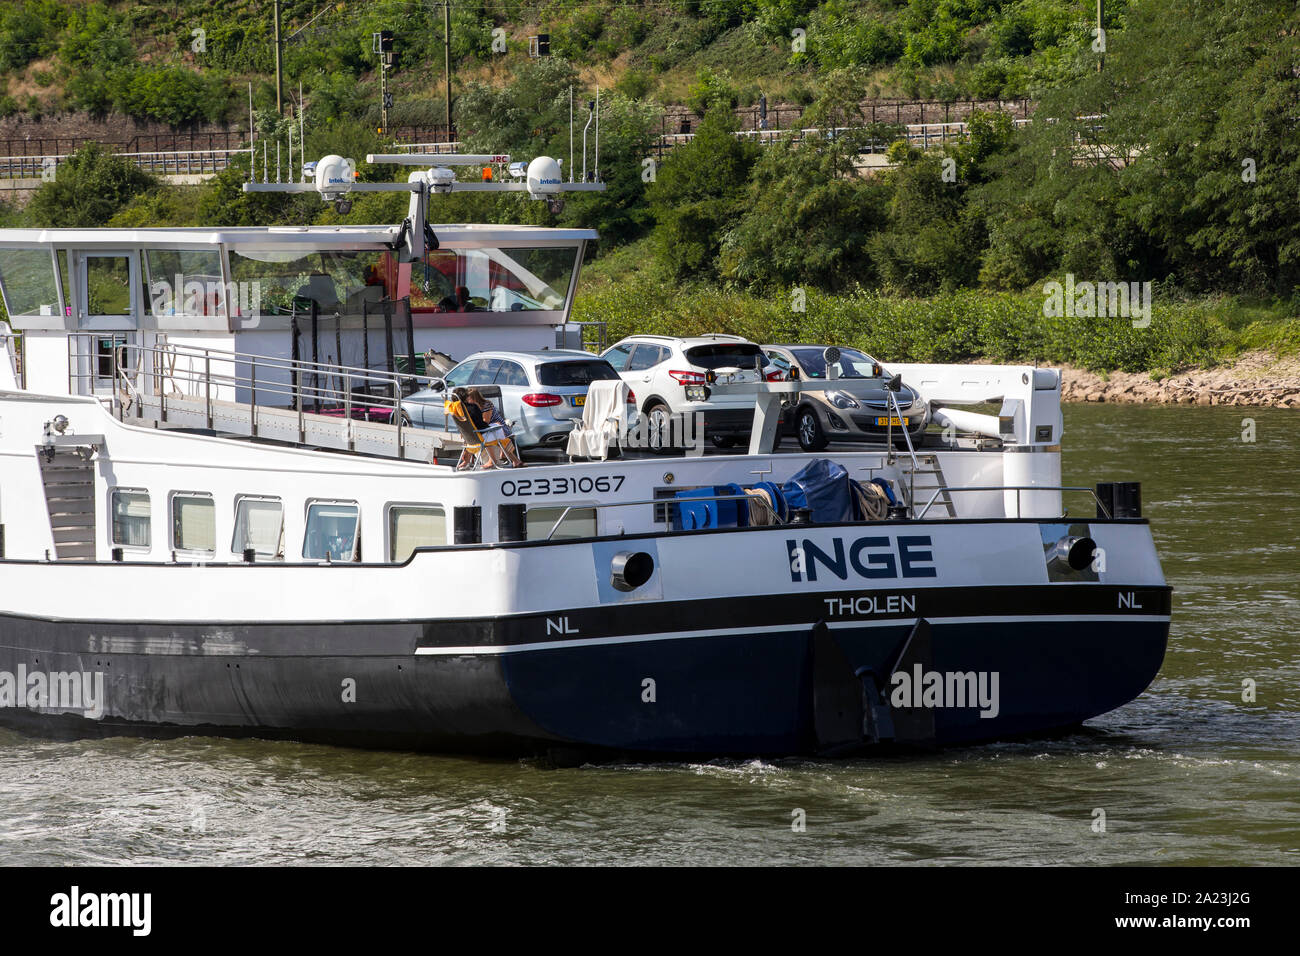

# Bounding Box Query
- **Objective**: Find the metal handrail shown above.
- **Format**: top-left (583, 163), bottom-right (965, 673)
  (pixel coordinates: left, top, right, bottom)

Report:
top-left (544, 483), bottom-right (1114, 540)
top-left (914, 485), bottom-right (1112, 521)
top-left (544, 493), bottom-right (780, 541)
top-left (69, 334), bottom-right (443, 453)
top-left (0, 329), bottom-right (21, 389)
top-left (886, 387), bottom-right (921, 512)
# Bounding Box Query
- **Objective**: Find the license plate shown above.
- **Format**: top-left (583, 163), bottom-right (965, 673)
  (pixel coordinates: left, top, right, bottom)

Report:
top-left (875, 416), bottom-right (906, 427)
top-left (570, 395), bottom-right (586, 407)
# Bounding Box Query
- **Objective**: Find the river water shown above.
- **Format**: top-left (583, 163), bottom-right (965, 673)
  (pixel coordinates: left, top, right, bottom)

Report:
top-left (1, 404), bottom-right (1296, 866)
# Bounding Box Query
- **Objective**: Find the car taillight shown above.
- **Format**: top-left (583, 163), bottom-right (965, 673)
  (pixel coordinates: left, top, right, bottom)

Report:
top-left (668, 369), bottom-right (706, 385)
top-left (765, 369), bottom-right (785, 382)
top-left (626, 389), bottom-right (636, 404)
top-left (522, 393), bottom-right (564, 407)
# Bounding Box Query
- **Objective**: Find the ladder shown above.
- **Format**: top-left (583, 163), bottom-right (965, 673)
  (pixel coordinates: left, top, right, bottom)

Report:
top-left (38, 444), bottom-right (98, 561)
top-left (905, 453), bottom-right (957, 518)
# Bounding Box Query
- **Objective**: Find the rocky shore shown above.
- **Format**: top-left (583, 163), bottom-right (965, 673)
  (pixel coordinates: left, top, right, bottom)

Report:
top-left (1058, 351), bottom-right (1300, 407)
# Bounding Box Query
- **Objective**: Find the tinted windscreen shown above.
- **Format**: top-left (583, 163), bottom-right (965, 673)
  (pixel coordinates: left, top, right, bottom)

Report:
top-left (684, 344), bottom-right (768, 370)
top-left (792, 347), bottom-right (876, 379)
top-left (537, 361), bottom-right (620, 387)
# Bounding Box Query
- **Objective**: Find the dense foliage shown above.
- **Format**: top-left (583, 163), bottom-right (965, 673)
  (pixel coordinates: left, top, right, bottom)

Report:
top-left (2, 1), bottom-right (1297, 371)
top-left (0, 1), bottom-right (1116, 125)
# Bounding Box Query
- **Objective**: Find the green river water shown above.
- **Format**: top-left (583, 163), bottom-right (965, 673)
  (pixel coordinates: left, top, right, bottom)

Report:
top-left (1, 404), bottom-right (1296, 865)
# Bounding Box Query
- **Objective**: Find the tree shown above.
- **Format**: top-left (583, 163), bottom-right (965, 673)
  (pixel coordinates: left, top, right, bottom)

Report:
top-left (973, 0), bottom-right (1300, 295)
top-left (27, 145), bottom-right (157, 228)
top-left (458, 58), bottom-right (581, 162)
top-left (719, 137), bottom-right (889, 291)
top-left (646, 112), bottom-right (760, 281)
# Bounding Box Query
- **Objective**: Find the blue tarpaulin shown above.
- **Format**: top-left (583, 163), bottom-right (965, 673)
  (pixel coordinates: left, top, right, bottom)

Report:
top-left (781, 459), bottom-right (855, 523)
top-left (670, 460), bottom-right (858, 529)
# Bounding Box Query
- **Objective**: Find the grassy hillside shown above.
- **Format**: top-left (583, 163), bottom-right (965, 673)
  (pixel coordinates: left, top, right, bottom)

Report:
top-left (0, 1), bottom-right (1109, 126)
top-left (2, 0), bottom-right (1297, 379)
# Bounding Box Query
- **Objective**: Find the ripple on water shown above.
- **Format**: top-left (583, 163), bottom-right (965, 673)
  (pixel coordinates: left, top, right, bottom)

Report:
top-left (0, 405), bottom-right (1297, 864)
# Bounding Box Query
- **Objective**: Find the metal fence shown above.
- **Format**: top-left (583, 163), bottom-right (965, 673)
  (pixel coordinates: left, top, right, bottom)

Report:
top-left (0, 124), bottom-right (456, 183)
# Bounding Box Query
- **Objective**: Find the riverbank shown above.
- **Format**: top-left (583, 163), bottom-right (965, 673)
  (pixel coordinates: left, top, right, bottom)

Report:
top-left (1059, 352), bottom-right (1300, 407)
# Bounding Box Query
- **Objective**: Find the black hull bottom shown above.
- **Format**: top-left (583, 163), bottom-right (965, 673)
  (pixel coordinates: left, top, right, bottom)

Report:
top-left (0, 610), bottom-right (1170, 758)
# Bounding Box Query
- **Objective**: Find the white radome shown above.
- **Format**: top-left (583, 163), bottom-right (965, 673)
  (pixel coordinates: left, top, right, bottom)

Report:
top-left (526, 156), bottom-right (564, 197)
top-left (314, 154), bottom-right (356, 199)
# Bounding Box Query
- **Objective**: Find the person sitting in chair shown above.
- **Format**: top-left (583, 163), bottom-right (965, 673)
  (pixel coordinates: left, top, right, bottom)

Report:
top-left (449, 387), bottom-right (505, 470)
top-left (467, 388), bottom-right (523, 467)
top-left (455, 286), bottom-right (479, 312)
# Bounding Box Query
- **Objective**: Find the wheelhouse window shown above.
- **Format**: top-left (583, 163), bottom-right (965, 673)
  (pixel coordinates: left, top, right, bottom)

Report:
top-left (228, 249), bottom-right (390, 318)
top-left (409, 246), bottom-right (575, 313)
top-left (171, 493), bottom-right (216, 555)
top-left (232, 496), bottom-right (284, 559)
top-left (85, 255), bottom-right (133, 316)
top-left (304, 501), bottom-right (360, 561)
top-left (145, 249), bottom-right (225, 318)
top-left (111, 489), bottom-right (151, 549)
top-left (388, 505), bottom-right (446, 562)
top-left (0, 248), bottom-right (58, 318)
top-left (526, 505), bottom-right (597, 540)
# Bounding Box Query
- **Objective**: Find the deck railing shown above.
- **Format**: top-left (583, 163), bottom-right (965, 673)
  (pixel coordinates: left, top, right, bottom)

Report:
top-left (68, 332), bottom-right (444, 451)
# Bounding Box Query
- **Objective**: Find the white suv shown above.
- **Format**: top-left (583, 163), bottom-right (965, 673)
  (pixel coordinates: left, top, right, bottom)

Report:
top-left (601, 334), bottom-right (782, 451)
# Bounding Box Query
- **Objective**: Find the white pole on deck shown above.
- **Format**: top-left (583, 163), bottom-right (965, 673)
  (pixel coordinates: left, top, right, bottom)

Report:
top-left (299, 82), bottom-right (305, 180)
top-left (248, 82), bottom-right (255, 181)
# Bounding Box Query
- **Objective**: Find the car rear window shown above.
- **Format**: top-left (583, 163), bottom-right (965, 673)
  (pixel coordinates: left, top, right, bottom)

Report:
top-left (536, 360), bottom-right (620, 387)
top-left (684, 344), bottom-right (768, 370)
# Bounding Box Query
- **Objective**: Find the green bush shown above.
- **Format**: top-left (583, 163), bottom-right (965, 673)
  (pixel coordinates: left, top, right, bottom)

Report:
top-left (26, 143), bottom-right (158, 228)
top-left (0, 1), bottom-right (64, 72)
top-left (125, 66), bottom-right (229, 125)
top-left (576, 280), bottom-right (1245, 374)
top-left (59, 2), bottom-right (134, 70)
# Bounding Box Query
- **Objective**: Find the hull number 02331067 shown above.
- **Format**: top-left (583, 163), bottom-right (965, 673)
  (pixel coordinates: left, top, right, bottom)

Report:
top-left (500, 475), bottom-right (626, 497)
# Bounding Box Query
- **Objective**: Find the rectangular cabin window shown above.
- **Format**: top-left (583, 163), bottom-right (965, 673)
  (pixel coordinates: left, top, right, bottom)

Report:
top-left (85, 255), bottom-right (133, 316)
top-left (227, 249), bottom-right (389, 319)
top-left (171, 493), bottom-right (216, 555)
top-left (526, 505), bottom-right (597, 540)
top-left (232, 497), bottom-right (284, 559)
top-left (0, 248), bottom-right (59, 317)
top-left (111, 490), bottom-right (151, 549)
top-left (388, 505), bottom-right (446, 562)
top-left (304, 501), bottom-right (359, 561)
top-left (410, 246), bottom-right (576, 313)
top-left (145, 249), bottom-right (226, 318)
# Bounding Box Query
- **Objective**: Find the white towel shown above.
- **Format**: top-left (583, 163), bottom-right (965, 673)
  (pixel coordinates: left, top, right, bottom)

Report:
top-left (566, 379), bottom-right (629, 460)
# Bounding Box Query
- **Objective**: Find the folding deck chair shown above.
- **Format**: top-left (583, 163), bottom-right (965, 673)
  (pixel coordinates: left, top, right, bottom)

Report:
top-left (445, 398), bottom-right (512, 470)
